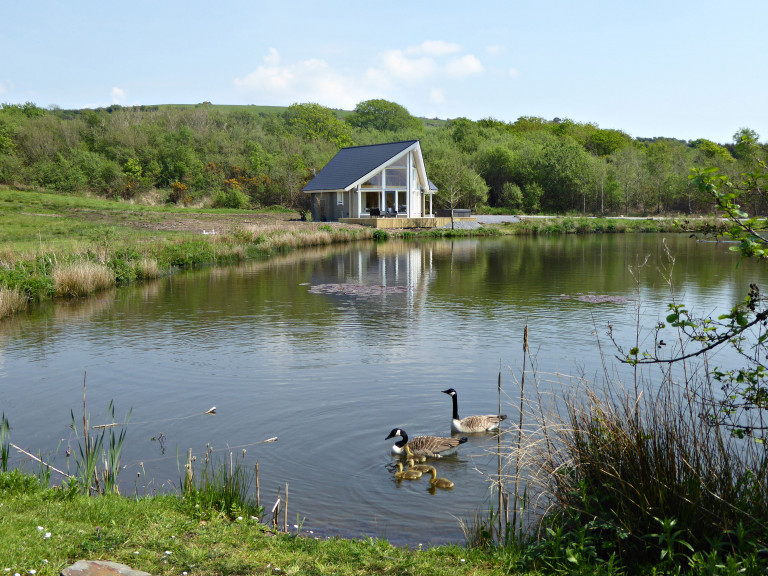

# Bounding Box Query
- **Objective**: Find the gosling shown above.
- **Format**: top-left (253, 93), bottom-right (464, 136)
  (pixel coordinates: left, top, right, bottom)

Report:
top-left (394, 461), bottom-right (422, 480)
top-left (425, 466), bottom-right (454, 489)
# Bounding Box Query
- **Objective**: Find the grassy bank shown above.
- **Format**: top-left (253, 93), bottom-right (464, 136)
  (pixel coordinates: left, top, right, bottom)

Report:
top-left (0, 187), bottom-right (377, 319)
top-left (0, 471), bottom-right (514, 576)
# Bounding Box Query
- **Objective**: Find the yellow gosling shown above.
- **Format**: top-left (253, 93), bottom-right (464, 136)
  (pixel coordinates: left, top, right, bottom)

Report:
top-left (425, 466), bottom-right (454, 489)
top-left (394, 461), bottom-right (422, 480)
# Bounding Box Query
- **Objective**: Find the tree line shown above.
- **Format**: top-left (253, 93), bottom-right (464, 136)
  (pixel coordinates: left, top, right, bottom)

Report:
top-left (0, 99), bottom-right (765, 216)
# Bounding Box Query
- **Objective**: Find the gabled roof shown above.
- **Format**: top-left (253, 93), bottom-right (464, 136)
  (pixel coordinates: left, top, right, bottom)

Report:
top-left (303, 140), bottom-right (419, 192)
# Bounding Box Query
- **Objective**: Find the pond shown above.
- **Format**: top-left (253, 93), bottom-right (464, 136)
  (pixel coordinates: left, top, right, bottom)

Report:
top-left (1, 233), bottom-right (765, 546)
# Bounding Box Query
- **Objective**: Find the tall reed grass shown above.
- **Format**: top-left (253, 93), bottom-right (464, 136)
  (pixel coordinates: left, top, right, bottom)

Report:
top-left (52, 260), bottom-right (115, 297)
top-left (181, 446), bottom-right (264, 521)
top-left (0, 286), bottom-right (26, 318)
top-left (493, 298), bottom-right (768, 573)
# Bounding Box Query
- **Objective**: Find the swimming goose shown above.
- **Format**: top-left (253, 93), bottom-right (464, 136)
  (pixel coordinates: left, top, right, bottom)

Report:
top-left (442, 388), bottom-right (507, 433)
top-left (394, 461), bottom-right (422, 480)
top-left (425, 466), bottom-right (454, 489)
top-left (385, 428), bottom-right (467, 459)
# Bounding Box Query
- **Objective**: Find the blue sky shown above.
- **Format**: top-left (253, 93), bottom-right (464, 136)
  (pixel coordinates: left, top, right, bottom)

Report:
top-left (2, 0), bottom-right (765, 144)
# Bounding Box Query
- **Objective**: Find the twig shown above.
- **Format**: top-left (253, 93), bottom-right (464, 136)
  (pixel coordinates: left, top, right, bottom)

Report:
top-left (10, 443), bottom-right (72, 479)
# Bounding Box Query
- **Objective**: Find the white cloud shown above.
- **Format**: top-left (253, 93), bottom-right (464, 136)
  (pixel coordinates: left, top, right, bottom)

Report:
top-left (446, 55), bottom-right (484, 77)
top-left (379, 49), bottom-right (436, 81)
top-left (234, 42), bottom-right (485, 112)
top-left (486, 45), bottom-right (505, 56)
top-left (408, 40), bottom-right (462, 57)
top-left (234, 49), bottom-right (372, 108)
top-left (509, 67), bottom-right (520, 78)
top-left (111, 87), bottom-right (126, 104)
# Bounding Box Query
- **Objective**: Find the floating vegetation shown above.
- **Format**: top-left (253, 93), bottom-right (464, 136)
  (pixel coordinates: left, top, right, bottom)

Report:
top-left (557, 293), bottom-right (628, 304)
top-left (308, 283), bottom-right (408, 297)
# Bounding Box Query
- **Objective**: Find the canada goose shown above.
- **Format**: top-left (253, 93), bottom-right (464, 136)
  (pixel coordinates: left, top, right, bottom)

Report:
top-left (394, 461), bottom-right (422, 480)
top-left (406, 458), bottom-right (434, 474)
top-left (385, 428), bottom-right (468, 459)
top-left (404, 444), bottom-right (427, 463)
top-left (425, 466), bottom-right (454, 489)
top-left (442, 388), bottom-right (507, 433)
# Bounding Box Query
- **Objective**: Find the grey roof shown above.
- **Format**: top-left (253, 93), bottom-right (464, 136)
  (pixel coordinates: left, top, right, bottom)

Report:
top-left (303, 140), bottom-right (418, 192)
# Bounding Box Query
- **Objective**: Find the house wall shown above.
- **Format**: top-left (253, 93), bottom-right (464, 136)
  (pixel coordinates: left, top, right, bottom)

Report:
top-left (311, 192), bottom-right (352, 222)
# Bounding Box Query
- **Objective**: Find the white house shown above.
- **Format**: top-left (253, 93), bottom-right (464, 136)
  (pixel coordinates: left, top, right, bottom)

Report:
top-left (302, 140), bottom-right (438, 222)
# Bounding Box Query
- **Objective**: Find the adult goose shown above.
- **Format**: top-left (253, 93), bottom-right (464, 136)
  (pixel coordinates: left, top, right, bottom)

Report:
top-left (442, 388), bottom-right (507, 433)
top-left (385, 428), bottom-right (467, 459)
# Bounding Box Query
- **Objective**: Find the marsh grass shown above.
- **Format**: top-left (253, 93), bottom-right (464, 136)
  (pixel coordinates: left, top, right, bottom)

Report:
top-left (181, 446), bottom-right (264, 521)
top-left (490, 298), bottom-right (768, 573)
top-left (0, 285), bottom-right (26, 317)
top-left (52, 260), bottom-right (115, 297)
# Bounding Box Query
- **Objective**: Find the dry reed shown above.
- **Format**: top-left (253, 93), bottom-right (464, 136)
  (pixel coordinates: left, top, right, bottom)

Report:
top-left (0, 286), bottom-right (27, 319)
top-left (136, 258), bottom-right (161, 279)
top-left (52, 261), bottom-right (115, 297)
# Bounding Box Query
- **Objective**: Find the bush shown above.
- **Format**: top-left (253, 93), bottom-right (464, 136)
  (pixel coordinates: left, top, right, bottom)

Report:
top-left (211, 187), bottom-right (250, 209)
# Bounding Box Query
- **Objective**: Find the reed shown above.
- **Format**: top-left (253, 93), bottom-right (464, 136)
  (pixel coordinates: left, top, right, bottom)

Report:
top-left (181, 446), bottom-right (264, 521)
top-left (0, 285), bottom-right (27, 318)
top-left (52, 260), bottom-right (115, 297)
top-left (0, 413), bottom-right (9, 472)
top-left (68, 376), bottom-right (130, 495)
top-left (136, 257), bottom-right (161, 279)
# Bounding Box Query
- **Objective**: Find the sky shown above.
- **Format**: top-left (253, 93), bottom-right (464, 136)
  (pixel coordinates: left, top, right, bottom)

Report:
top-left (2, 0), bottom-right (766, 144)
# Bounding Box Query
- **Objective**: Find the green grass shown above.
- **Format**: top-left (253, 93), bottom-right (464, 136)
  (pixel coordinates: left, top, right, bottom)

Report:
top-left (0, 470), bottom-right (516, 576)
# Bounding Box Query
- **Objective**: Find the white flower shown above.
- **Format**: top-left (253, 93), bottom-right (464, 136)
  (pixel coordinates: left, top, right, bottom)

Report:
top-left (44, 533), bottom-right (51, 539)
top-left (36, 526), bottom-right (44, 531)
top-left (29, 571), bottom-right (37, 575)
top-left (165, 551), bottom-right (172, 555)
top-left (460, 558), bottom-right (466, 563)
top-left (237, 516), bottom-right (243, 521)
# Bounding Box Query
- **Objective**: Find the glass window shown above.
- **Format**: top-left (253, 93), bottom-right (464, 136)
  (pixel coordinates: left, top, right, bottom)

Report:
top-left (385, 167), bottom-right (407, 187)
top-left (390, 155), bottom-right (407, 168)
top-left (361, 172), bottom-right (382, 188)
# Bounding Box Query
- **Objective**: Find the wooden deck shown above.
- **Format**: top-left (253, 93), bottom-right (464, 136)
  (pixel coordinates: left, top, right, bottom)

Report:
top-left (338, 216), bottom-right (477, 229)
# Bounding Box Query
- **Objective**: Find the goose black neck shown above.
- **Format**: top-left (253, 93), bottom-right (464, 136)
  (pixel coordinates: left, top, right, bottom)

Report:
top-left (396, 430), bottom-right (408, 447)
top-left (451, 394), bottom-right (460, 420)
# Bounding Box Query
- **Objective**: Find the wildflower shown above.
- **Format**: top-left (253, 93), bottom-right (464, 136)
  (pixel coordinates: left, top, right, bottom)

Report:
top-left (237, 516), bottom-right (243, 521)
top-left (460, 559), bottom-right (466, 563)
top-left (29, 571), bottom-right (36, 574)
top-left (37, 526), bottom-right (44, 531)
top-left (44, 533), bottom-right (51, 539)
top-left (165, 551), bottom-right (172, 556)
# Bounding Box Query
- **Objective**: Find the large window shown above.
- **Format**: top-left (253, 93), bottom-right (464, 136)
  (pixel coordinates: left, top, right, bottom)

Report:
top-left (385, 155), bottom-right (407, 188)
top-left (361, 173), bottom-right (382, 188)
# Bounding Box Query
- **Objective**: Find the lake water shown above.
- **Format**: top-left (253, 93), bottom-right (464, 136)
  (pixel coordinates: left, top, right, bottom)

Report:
top-left (0, 233), bottom-right (764, 546)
